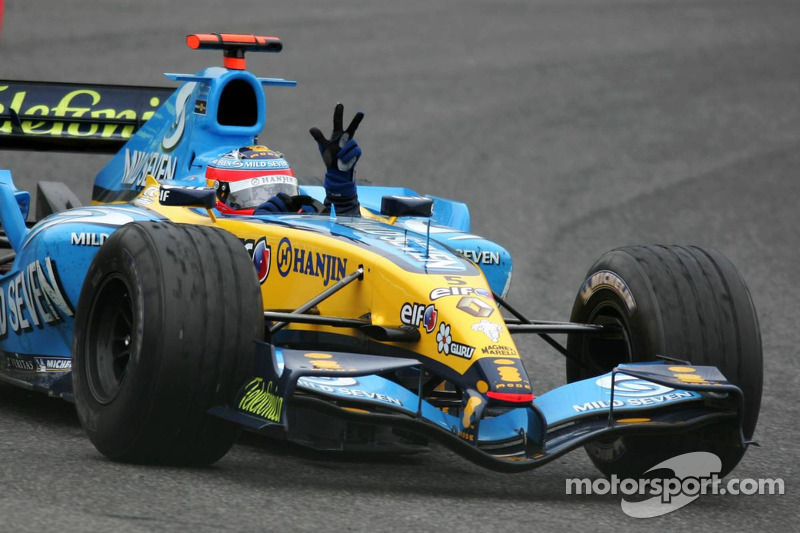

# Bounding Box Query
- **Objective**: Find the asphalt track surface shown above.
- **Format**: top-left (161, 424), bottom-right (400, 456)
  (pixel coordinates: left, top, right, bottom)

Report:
top-left (0, 1), bottom-right (798, 531)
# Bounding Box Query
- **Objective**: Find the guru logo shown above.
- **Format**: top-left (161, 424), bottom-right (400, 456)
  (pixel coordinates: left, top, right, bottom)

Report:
top-left (435, 322), bottom-right (475, 359)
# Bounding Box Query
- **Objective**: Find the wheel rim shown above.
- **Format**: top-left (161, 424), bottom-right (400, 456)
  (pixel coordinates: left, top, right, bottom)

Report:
top-left (579, 302), bottom-right (635, 453)
top-left (579, 303), bottom-right (633, 379)
top-left (85, 275), bottom-right (135, 404)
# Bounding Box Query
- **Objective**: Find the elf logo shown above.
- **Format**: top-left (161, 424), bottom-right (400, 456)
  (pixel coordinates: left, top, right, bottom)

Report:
top-left (429, 286), bottom-right (492, 301)
top-left (400, 302), bottom-right (438, 334)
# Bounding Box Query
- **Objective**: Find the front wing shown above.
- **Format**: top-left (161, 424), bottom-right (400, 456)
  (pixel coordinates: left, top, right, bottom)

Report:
top-left (209, 343), bottom-right (746, 472)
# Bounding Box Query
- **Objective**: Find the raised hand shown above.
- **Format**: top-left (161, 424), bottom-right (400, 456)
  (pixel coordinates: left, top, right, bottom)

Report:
top-left (309, 104), bottom-right (364, 216)
top-left (309, 103), bottom-right (364, 176)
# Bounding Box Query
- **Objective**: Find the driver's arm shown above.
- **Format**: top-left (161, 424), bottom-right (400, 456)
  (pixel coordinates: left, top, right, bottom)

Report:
top-left (310, 104), bottom-right (364, 217)
top-left (254, 104), bottom-right (365, 216)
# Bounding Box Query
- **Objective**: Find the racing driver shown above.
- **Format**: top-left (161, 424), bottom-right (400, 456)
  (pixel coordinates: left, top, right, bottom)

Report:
top-left (207, 104), bottom-right (364, 217)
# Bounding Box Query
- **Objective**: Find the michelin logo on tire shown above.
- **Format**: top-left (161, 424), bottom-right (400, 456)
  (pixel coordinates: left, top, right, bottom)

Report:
top-left (579, 270), bottom-right (637, 314)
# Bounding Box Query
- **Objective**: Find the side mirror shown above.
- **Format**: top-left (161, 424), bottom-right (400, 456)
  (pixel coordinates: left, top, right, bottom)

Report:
top-left (158, 185), bottom-right (216, 208)
top-left (380, 195), bottom-right (433, 217)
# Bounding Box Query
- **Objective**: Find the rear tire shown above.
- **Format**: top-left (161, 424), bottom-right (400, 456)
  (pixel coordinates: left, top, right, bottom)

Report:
top-left (72, 222), bottom-right (263, 466)
top-left (567, 245), bottom-right (762, 477)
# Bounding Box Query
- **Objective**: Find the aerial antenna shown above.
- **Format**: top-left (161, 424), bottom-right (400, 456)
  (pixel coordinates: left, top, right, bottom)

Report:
top-left (425, 219), bottom-right (432, 259)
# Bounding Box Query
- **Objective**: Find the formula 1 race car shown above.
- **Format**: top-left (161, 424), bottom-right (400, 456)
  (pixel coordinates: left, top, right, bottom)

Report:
top-left (0, 34), bottom-right (762, 477)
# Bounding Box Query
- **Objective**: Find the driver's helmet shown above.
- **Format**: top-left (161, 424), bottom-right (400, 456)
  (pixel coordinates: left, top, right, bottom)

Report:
top-left (206, 145), bottom-right (298, 214)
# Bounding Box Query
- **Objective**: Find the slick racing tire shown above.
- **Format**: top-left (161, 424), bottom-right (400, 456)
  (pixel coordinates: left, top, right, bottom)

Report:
top-left (566, 245), bottom-right (762, 478)
top-left (72, 222), bottom-right (263, 466)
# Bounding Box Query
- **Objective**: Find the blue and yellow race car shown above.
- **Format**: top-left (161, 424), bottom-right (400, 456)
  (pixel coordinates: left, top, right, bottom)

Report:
top-left (0, 34), bottom-right (762, 477)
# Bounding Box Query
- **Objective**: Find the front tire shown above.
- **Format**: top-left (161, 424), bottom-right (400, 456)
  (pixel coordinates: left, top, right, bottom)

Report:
top-left (72, 222), bottom-right (263, 466)
top-left (567, 245), bottom-right (762, 477)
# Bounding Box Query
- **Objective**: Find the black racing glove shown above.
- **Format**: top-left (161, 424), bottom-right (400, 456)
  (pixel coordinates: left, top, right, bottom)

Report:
top-left (309, 103), bottom-right (364, 216)
top-left (254, 192), bottom-right (294, 215)
top-left (254, 193), bottom-right (325, 215)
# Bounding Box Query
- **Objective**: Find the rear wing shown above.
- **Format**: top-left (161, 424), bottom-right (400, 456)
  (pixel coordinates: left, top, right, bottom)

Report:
top-left (0, 80), bottom-right (175, 153)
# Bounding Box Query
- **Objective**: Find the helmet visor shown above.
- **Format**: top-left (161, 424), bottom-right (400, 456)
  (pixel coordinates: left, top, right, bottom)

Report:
top-left (222, 175), bottom-right (298, 210)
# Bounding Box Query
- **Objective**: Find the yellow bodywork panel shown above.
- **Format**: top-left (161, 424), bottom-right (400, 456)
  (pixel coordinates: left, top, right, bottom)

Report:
top-left (98, 176), bottom-right (520, 376)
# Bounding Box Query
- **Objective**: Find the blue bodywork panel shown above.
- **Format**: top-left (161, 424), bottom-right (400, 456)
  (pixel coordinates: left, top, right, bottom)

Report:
top-left (0, 204), bottom-right (163, 357)
top-left (534, 368), bottom-right (702, 427)
top-left (0, 170), bottom-right (30, 249)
